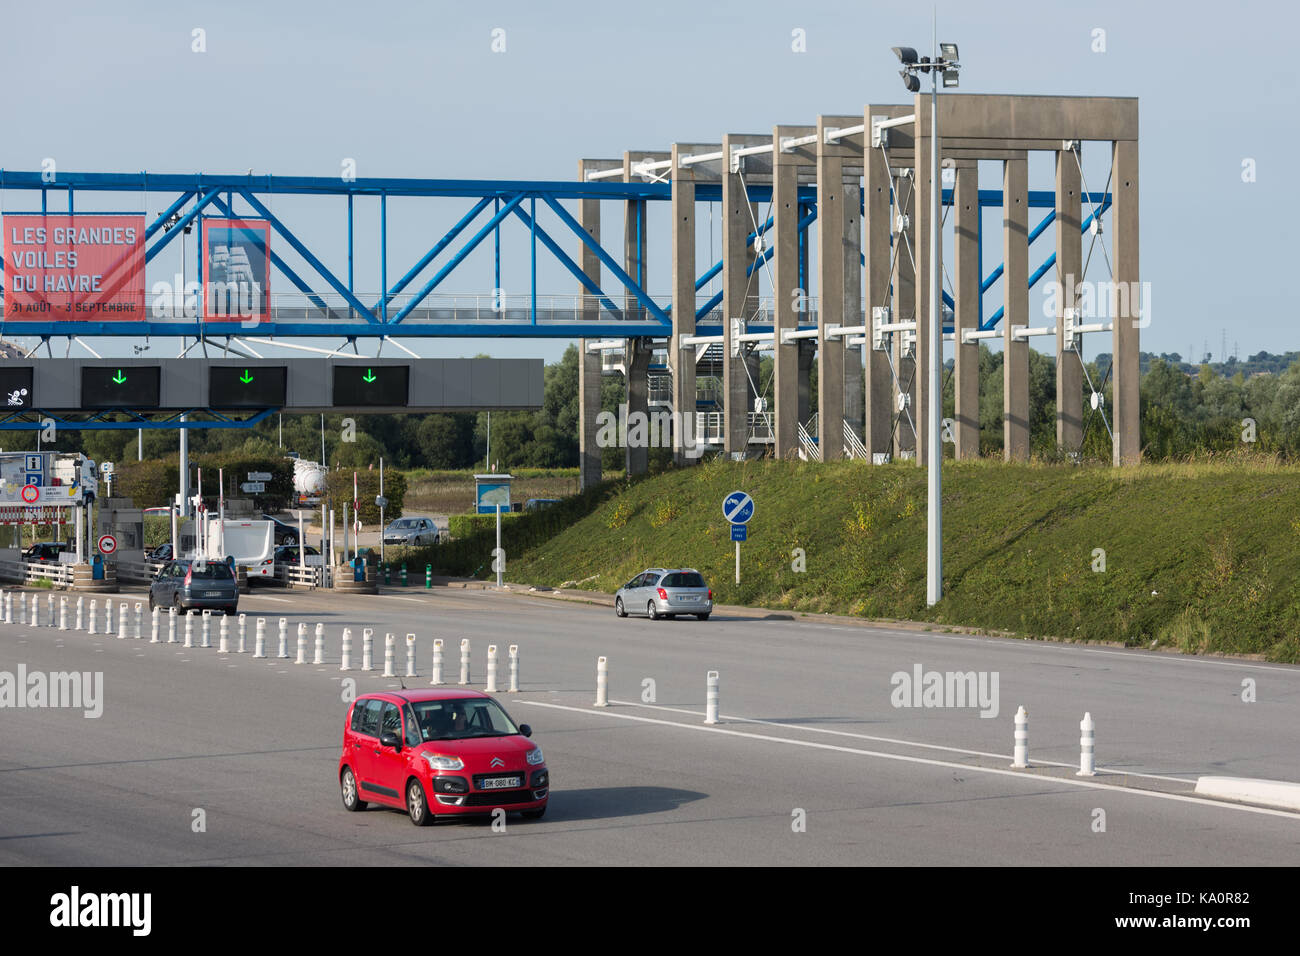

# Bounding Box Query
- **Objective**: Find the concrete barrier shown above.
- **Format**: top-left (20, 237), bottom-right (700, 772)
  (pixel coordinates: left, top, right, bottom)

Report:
top-left (1194, 776), bottom-right (1300, 812)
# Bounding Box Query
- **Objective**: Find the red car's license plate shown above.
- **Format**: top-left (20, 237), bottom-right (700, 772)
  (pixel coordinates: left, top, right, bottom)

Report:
top-left (480, 776), bottom-right (521, 790)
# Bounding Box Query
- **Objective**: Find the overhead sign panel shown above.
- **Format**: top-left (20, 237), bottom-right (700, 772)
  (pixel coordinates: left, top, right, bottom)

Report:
top-left (81, 366), bottom-right (161, 409)
top-left (333, 365), bottom-right (409, 407)
top-left (3, 214), bottom-right (146, 321)
top-left (209, 365), bottom-right (287, 408)
top-left (0, 367), bottom-right (34, 410)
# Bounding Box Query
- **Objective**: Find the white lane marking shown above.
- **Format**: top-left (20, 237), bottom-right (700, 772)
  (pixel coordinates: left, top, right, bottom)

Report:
top-left (604, 698), bottom-right (1192, 783)
top-left (515, 700), bottom-right (1300, 821)
top-left (384, 597), bottom-right (429, 604)
top-left (243, 596), bottom-right (292, 604)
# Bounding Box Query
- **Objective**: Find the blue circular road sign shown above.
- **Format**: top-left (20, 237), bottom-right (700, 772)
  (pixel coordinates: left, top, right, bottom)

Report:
top-left (723, 490), bottom-right (754, 524)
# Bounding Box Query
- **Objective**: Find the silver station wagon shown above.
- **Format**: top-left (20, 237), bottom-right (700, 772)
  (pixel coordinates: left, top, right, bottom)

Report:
top-left (614, 568), bottom-right (712, 621)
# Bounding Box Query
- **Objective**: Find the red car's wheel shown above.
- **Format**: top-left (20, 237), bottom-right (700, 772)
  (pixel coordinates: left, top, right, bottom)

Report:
top-left (406, 777), bottom-right (433, 827)
top-left (341, 767), bottom-right (366, 811)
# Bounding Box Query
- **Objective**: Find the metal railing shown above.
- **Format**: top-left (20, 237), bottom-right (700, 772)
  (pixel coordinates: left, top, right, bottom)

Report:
top-left (843, 420), bottom-right (870, 460)
top-left (0, 559), bottom-right (75, 587)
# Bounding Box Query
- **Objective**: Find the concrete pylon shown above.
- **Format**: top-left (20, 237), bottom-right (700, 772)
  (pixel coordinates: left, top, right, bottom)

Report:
top-left (863, 111), bottom-right (897, 460)
top-left (623, 151), bottom-right (666, 476)
top-left (722, 134), bottom-right (769, 457)
top-left (815, 115), bottom-right (864, 462)
top-left (1002, 155), bottom-right (1030, 461)
top-left (1055, 149), bottom-right (1083, 458)
top-left (772, 125), bottom-right (814, 460)
top-left (578, 159), bottom-right (617, 490)
top-left (1111, 137), bottom-right (1141, 466)
top-left (893, 168), bottom-right (917, 459)
top-left (953, 161), bottom-right (980, 459)
top-left (670, 143), bottom-right (697, 466)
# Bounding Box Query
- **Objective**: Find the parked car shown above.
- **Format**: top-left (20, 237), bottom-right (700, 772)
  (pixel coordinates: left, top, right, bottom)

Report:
top-left (524, 498), bottom-right (560, 512)
top-left (23, 542), bottom-right (71, 564)
top-left (148, 559), bottom-right (239, 615)
top-left (338, 689), bottom-right (548, 826)
top-left (383, 517), bottom-right (440, 547)
top-left (146, 543), bottom-right (174, 562)
top-left (274, 544), bottom-right (320, 566)
top-left (614, 568), bottom-right (713, 620)
top-left (261, 514), bottom-right (302, 546)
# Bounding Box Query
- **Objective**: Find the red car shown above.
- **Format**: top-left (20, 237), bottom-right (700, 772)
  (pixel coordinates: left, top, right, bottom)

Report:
top-left (338, 689), bottom-right (548, 826)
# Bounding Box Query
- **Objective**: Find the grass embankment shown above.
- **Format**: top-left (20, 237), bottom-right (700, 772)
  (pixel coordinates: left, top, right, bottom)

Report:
top-left (413, 455), bottom-right (1300, 662)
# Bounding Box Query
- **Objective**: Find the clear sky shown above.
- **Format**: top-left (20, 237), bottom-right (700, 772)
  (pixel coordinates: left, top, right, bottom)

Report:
top-left (1, 0), bottom-right (1295, 365)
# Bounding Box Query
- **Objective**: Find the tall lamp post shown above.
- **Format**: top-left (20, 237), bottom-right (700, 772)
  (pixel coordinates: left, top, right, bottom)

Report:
top-left (892, 35), bottom-right (960, 607)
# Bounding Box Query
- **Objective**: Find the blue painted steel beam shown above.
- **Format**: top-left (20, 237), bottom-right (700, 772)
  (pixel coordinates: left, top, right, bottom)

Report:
top-left (389, 194), bottom-right (526, 325)
top-left (0, 408), bottom-right (276, 431)
top-left (509, 203), bottom-right (622, 319)
top-left (237, 189), bottom-right (377, 321)
top-left (540, 195), bottom-right (670, 326)
top-left (374, 197), bottom-right (493, 314)
top-left (143, 188), bottom-right (220, 263)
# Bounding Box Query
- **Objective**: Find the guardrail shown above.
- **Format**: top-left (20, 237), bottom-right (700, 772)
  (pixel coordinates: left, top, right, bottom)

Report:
top-left (274, 564), bottom-right (325, 589)
top-left (113, 558), bottom-right (165, 585)
top-left (0, 559), bottom-right (75, 587)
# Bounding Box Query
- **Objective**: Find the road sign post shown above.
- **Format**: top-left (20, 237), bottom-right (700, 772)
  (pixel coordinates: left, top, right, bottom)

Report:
top-left (722, 491), bottom-right (754, 585)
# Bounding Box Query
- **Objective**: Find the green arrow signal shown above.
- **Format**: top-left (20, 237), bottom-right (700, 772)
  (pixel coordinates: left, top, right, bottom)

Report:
top-left (240, 370), bottom-right (254, 384)
top-left (112, 370), bottom-right (126, 384)
top-left (362, 369), bottom-right (377, 383)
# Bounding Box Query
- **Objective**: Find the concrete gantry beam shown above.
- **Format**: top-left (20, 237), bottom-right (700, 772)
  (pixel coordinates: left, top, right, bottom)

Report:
top-left (1111, 137), bottom-right (1140, 465)
top-left (1002, 155), bottom-right (1030, 461)
top-left (577, 158), bottom-right (620, 489)
top-left (722, 133), bottom-right (770, 455)
top-left (622, 150), bottom-right (667, 476)
top-left (670, 142), bottom-right (720, 465)
top-left (952, 159), bottom-right (980, 460)
top-left (816, 115), bottom-right (864, 462)
top-left (1055, 150), bottom-right (1083, 458)
top-left (773, 124), bottom-right (815, 460)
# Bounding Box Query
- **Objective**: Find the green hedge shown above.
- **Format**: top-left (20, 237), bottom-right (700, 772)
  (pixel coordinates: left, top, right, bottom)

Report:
top-left (448, 512), bottom-right (521, 539)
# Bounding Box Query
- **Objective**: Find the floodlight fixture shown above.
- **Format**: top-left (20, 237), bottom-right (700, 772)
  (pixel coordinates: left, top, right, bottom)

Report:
top-left (892, 46), bottom-right (918, 65)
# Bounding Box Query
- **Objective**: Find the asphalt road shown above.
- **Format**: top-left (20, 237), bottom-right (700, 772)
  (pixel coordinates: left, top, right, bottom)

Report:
top-left (1, 584), bottom-right (1298, 865)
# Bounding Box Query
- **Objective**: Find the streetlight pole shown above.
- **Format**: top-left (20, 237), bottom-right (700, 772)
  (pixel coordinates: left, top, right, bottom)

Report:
top-left (893, 33), bottom-right (959, 607)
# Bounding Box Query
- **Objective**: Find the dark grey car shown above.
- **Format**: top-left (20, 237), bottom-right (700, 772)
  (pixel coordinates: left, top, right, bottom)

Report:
top-left (614, 568), bottom-right (712, 621)
top-left (149, 559), bottom-right (239, 615)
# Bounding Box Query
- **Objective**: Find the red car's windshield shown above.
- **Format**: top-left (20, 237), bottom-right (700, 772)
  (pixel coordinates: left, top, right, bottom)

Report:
top-left (409, 698), bottom-right (519, 741)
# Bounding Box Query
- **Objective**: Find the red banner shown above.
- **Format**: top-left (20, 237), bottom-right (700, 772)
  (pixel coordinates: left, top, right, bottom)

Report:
top-left (3, 214), bottom-right (146, 320)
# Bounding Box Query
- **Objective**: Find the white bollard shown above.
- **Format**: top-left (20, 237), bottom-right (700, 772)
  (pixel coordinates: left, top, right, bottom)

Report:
top-left (104, 599), bottom-right (112, 634)
top-left (88, 598), bottom-right (97, 635)
top-left (508, 644), bottom-right (519, 693)
top-left (47, 594), bottom-right (54, 628)
top-left (218, 614), bottom-right (229, 654)
top-left (184, 610), bottom-right (194, 648)
top-left (200, 609), bottom-right (211, 648)
top-left (59, 596), bottom-right (68, 631)
top-left (238, 614), bottom-right (247, 653)
top-left (1078, 712), bottom-right (1096, 776)
top-left (458, 638), bottom-right (471, 685)
top-left (151, 606), bottom-right (160, 643)
top-left (405, 633), bottom-right (416, 677)
top-left (117, 603), bottom-right (128, 640)
top-left (296, 622), bottom-right (308, 664)
top-left (430, 638), bottom-right (443, 685)
top-left (594, 656), bottom-right (608, 707)
top-left (3, 591), bottom-right (10, 624)
top-left (75, 596), bottom-right (84, 631)
top-left (485, 644), bottom-right (498, 693)
top-left (253, 618), bottom-right (267, 658)
top-left (20, 593), bottom-right (28, 626)
top-left (277, 618), bottom-right (289, 659)
top-left (167, 606), bottom-right (177, 644)
top-left (134, 603), bottom-right (143, 640)
top-left (314, 623), bottom-right (325, 665)
top-left (361, 628), bottom-right (374, 671)
top-left (29, 593), bottom-right (38, 628)
top-left (705, 670), bottom-right (720, 724)
top-left (383, 633), bottom-right (395, 677)
top-left (339, 627), bottom-right (353, 671)
top-left (1011, 705), bottom-right (1029, 768)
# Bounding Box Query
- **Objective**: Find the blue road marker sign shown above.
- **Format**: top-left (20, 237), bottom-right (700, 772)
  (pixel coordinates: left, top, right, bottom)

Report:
top-left (722, 490), bottom-right (754, 525)
top-left (731, 523), bottom-right (747, 542)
